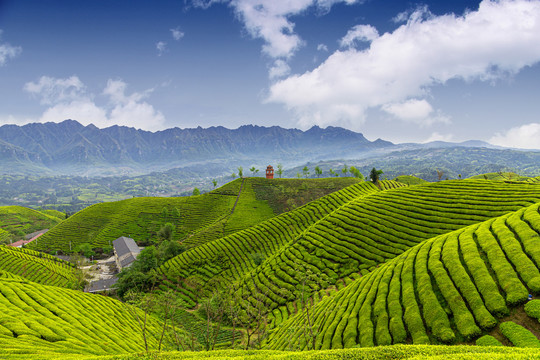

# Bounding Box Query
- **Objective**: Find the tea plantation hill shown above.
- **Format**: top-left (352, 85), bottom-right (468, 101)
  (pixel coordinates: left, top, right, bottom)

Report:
top-left (0, 276), bottom-right (181, 359)
top-left (158, 180), bottom-right (540, 314)
top-left (0, 206), bottom-right (64, 245)
top-left (468, 172), bottom-right (540, 182)
top-left (266, 201), bottom-right (540, 350)
top-left (0, 245), bottom-right (80, 288)
top-left (28, 177), bottom-right (360, 253)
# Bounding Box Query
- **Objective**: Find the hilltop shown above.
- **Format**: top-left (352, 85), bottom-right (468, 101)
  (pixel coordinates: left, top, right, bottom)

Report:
top-left (29, 177), bottom-right (361, 253)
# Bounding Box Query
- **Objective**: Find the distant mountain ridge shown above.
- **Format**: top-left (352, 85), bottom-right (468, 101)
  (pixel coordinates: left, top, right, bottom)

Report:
top-left (0, 120), bottom-right (394, 176)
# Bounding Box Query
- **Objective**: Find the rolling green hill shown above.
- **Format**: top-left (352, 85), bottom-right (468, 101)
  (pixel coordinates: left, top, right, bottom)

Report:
top-left (231, 180), bottom-right (540, 320)
top-left (0, 206), bottom-right (63, 244)
top-left (29, 178), bottom-right (362, 253)
top-left (265, 201), bottom-right (540, 350)
top-left (0, 246), bottom-right (80, 288)
top-left (0, 278), bottom-right (175, 359)
top-left (159, 181), bottom-right (382, 306)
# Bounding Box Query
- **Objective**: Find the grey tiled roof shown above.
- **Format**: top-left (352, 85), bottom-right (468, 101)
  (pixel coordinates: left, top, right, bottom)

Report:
top-left (113, 237), bottom-right (140, 258)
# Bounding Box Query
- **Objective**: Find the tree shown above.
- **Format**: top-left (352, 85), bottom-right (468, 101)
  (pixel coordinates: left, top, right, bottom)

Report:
top-left (341, 164), bottom-right (348, 177)
top-left (249, 166), bottom-right (259, 176)
top-left (157, 223), bottom-right (175, 241)
top-left (212, 179), bottom-right (217, 188)
top-left (192, 188), bottom-right (200, 196)
top-left (276, 164), bottom-right (284, 178)
top-left (237, 166), bottom-right (243, 178)
top-left (302, 166), bottom-right (310, 178)
top-left (436, 169), bottom-right (444, 181)
top-left (349, 166), bottom-right (364, 180)
top-left (314, 166), bottom-right (322, 178)
top-left (157, 240), bottom-right (185, 264)
top-left (231, 172), bottom-right (237, 179)
top-left (296, 172), bottom-right (301, 179)
top-left (370, 167), bottom-right (383, 184)
top-left (75, 243), bottom-right (94, 258)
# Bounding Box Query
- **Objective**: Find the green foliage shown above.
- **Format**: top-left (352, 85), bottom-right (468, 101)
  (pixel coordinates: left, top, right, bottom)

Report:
top-left (394, 175), bottom-right (428, 186)
top-left (265, 199), bottom-right (540, 350)
top-left (369, 168), bottom-right (383, 184)
top-left (29, 192), bottom-right (235, 252)
top-left (74, 242), bottom-right (95, 258)
top-left (0, 205), bottom-right (63, 243)
top-left (476, 335), bottom-right (503, 347)
top-left (158, 240), bottom-right (186, 264)
top-left (192, 188), bottom-right (200, 196)
top-left (525, 300), bottom-right (540, 320)
top-left (158, 223), bottom-right (175, 241)
top-left (0, 245), bottom-right (79, 288)
top-left (0, 278), bottom-right (172, 358)
top-left (500, 321), bottom-right (540, 348)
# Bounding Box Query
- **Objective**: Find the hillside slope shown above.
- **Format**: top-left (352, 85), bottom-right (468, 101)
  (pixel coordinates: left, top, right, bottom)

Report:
top-left (30, 178), bottom-right (361, 253)
top-left (231, 180), bottom-right (540, 318)
top-left (0, 206), bottom-right (63, 244)
top-left (0, 278), bottom-right (174, 359)
top-left (0, 246), bottom-right (80, 288)
top-left (159, 181), bottom-right (383, 306)
top-left (266, 201), bottom-right (540, 349)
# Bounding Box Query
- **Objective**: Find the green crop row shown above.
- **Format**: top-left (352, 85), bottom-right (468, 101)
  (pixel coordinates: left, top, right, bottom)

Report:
top-left (499, 321), bottom-right (540, 348)
top-left (0, 278), bottom-right (174, 358)
top-left (265, 201), bottom-right (540, 350)
top-left (158, 182), bottom-right (380, 305)
top-left (0, 246), bottom-right (79, 288)
top-left (233, 181), bottom-right (540, 321)
top-left (29, 193), bottom-right (237, 252)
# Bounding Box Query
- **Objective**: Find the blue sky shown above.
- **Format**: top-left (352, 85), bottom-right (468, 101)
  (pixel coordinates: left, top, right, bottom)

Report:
top-left (1, 0), bottom-right (540, 148)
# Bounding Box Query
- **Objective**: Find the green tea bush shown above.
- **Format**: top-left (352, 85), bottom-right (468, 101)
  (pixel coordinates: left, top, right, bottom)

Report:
top-left (500, 321), bottom-right (540, 348)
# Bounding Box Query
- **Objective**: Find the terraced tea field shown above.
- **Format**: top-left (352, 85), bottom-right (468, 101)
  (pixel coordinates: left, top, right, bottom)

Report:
top-left (0, 206), bottom-right (63, 243)
top-left (158, 181), bottom-right (382, 306)
top-left (0, 246), bottom-right (80, 288)
top-left (30, 178), bottom-right (359, 253)
top-left (265, 201), bottom-right (540, 349)
top-left (0, 278), bottom-right (174, 359)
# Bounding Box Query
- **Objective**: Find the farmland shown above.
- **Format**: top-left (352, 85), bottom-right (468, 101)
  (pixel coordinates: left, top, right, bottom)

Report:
top-left (1, 176), bottom-right (540, 359)
top-left (0, 206), bottom-right (64, 244)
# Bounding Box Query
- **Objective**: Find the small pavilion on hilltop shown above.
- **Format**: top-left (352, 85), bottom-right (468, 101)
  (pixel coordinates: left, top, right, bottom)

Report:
top-left (266, 165), bottom-right (274, 179)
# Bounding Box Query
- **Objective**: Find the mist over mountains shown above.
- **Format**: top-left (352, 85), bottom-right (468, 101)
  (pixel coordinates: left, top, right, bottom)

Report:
top-left (0, 120), bottom-right (394, 176)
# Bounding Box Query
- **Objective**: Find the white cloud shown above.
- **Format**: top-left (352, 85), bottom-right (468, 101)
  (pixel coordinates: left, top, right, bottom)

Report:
top-left (269, 59), bottom-right (291, 79)
top-left (156, 41), bottom-right (167, 56)
top-left (423, 132), bottom-right (454, 143)
top-left (23, 76), bottom-right (165, 131)
top-left (490, 123), bottom-right (540, 149)
top-left (170, 27), bottom-right (185, 41)
top-left (0, 30), bottom-right (22, 66)
top-left (339, 24), bottom-right (379, 48)
top-left (381, 99), bottom-right (450, 126)
top-left (317, 43), bottom-right (328, 52)
top-left (192, 0), bottom-right (361, 59)
top-left (23, 76), bottom-right (86, 105)
top-left (268, 0), bottom-right (540, 129)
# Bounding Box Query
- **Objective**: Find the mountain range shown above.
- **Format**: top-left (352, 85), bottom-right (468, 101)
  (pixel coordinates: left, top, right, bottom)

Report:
top-left (0, 120), bottom-right (395, 176)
